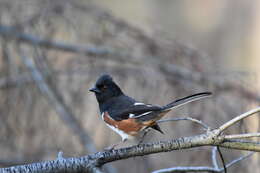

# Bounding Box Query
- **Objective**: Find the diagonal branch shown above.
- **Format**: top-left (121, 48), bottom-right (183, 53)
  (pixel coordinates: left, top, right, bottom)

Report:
top-left (222, 152), bottom-right (254, 170)
top-left (17, 47), bottom-right (97, 153)
top-left (16, 48), bottom-right (120, 173)
top-left (219, 107), bottom-right (260, 132)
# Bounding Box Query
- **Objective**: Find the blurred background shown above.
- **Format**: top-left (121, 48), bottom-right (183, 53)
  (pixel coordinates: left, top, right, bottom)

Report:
top-left (0, 0), bottom-right (259, 172)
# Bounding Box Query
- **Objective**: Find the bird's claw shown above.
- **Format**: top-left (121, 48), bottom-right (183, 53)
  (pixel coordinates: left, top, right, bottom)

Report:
top-left (104, 144), bottom-right (117, 151)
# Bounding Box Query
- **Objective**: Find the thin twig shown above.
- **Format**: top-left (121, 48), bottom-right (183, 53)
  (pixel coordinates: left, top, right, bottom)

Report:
top-left (212, 147), bottom-right (219, 169)
top-left (219, 107), bottom-right (260, 132)
top-left (158, 117), bottom-right (210, 130)
top-left (224, 133), bottom-right (260, 139)
top-left (219, 140), bottom-right (260, 151)
top-left (152, 166), bottom-right (219, 173)
top-left (216, 147), bottom-right (226, 173)
top-left (152, 152), bottom-right (254, 173)
top-left (225, 139), bottom-right (260, 144)
top-left (222, 152), bottom-right (254, 170)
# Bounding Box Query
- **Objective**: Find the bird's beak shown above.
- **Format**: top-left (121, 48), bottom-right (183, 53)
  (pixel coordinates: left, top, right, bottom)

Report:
top-left (89, 87), bottom-right (101, 93)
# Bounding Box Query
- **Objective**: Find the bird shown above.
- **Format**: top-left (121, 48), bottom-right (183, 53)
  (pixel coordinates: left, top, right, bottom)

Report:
top-left (89, 74), bottom-right (211, 149)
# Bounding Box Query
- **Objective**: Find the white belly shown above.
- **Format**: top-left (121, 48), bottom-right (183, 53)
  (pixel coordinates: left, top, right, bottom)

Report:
top-left (105, 123), bottom-right (130, 141)
top-left (102, 112), bottom-right (131, 141)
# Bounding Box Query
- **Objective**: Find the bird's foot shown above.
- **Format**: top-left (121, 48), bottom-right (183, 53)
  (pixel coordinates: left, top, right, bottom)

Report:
top-left (104, 139), bottom-right (127, 151)
top-left (104, 144), bottom-right (117, 151)
top-left (138, 129), bottom-right (150, 145)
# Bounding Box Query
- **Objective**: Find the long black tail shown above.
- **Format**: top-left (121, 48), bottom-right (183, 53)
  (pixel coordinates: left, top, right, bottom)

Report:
top-left (162, 92), bottom-right (212, 110)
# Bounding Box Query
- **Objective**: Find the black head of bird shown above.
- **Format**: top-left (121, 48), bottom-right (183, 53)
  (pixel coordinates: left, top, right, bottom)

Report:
top-left (89, 74), bottom-right (123, 104)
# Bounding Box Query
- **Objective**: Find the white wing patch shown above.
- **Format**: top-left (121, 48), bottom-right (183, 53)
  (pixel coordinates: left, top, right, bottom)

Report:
top-left (129, 111), bottom-right (152, 118)
top-left (134, 102), bottom-right (153, 107)
top-left (129, 113), bottom-right (135, 118)
top-left (140, 111), bottom-right (152, 116)
top-left (134, 102), bottom-right (145, 105)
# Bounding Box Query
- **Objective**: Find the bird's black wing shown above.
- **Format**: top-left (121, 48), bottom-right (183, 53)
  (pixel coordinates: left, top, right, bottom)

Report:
top-left (111, 92), bottom-right (212, 121)
top-left (109, 103), bottom-right (162, 121)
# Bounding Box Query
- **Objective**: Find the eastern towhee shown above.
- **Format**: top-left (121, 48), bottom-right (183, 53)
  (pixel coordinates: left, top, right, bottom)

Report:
top-left (90, 74), bottom-right (211, 149)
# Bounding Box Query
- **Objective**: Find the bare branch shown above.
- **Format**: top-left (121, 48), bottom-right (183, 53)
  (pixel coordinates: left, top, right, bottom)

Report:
top-left (0, 73), bottom-right (33, 89)
top-left (220, 140), bottom-right (260, 151)
top-left (152, 152), bottom-right (254, 173)
top-left (0, 124), bottom-right (259, 173)
top-left (0, 25), bottom-right (109, 56)
top-left (18, 48), bottom-right (97, 153)
top-left (152, 166), bottom-right (219, 173)
top-left (0, 25), bottom-right (140, 65)
top-left (211, 147), bottom-right (219, 169)
top-left (223, 152), bottom-right (254, 170)
top-left (219, 107), bottom-right (260, 132)
top-left (16, 48), bottom-right (116, 173)
top-left (158, 117), bottom-right (210, 130)
top-left (216, 147), bottom-right (227, 173)
top-left (225, 133), bottom-right (260, 140)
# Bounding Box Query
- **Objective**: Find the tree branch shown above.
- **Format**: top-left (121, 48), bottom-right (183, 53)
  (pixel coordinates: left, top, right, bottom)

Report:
top-left (17, 47), bottom-right (97, 153)
top-left (0, 25), bottom-right (139, 65)
top-left (0, 25), bottom-right (109, 56)
top-left (219, 107), bottom-right (260, 132)
top-left (223, 152), bottom-right (254, 169)
top-left (153, 166), bottom-right (219, 173)
top-left (0, 132), bottom-right (257, 173)
top-left (216, 146), bottom-right (227, 173)
top-left (157, 117), bottom-right (210, 130)
top-left (219, 140), bottom-right (260, 151)
top-left (212, 147), bottom-right (219, 169)
top-left (152, 152), bottom-right (254, 173)
top-left (225, 133), bottom-right (260, 139)
top-left (1, 106), bottom-right (259, 172)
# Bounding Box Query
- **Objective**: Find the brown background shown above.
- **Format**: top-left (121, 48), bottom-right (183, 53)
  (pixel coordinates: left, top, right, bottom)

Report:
top-left (0, 0), bottom-right (259, 172)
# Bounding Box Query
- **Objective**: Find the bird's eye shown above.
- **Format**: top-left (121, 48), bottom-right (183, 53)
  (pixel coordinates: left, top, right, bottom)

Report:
top-left (101, 85), bottom-right (107, 89)
top-left (98, 84), bottom-right (107, 90)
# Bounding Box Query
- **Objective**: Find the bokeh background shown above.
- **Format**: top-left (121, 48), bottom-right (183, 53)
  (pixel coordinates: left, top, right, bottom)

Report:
top-left (0, 0), bottom-right (259, 172)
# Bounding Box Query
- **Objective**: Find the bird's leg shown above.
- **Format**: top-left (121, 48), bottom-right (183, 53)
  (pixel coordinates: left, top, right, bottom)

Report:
top-left (104, 138), bottom-right (127, 151)
top-left (138, 128), bottom-right (151, 145)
